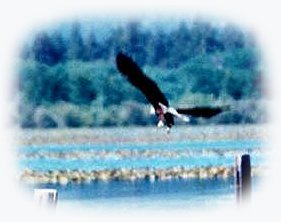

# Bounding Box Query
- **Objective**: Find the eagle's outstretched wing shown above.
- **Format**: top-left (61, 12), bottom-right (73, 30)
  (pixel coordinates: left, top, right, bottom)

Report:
top-left (176, 106), bottom-right (228, 118)
top-left (116, 52), bottom-right (169, 109)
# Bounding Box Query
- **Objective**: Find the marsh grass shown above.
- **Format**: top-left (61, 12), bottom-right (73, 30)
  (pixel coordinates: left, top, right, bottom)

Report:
top-left (17, 124), bottom-right (266, 146)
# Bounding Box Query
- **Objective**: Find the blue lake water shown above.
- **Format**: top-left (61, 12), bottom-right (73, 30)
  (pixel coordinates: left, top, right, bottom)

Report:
top-left (20, 139), bottom-right (264, 208)
top-left (21, 139), bottom-right (262, 153)
top-left (19, 139), bottom-right (263, 171)
top-left (35, 178), bottom-right (235, 200)
top-left (20, 155), bottom-right (263, 171)
top-left (27, 177), bottom-right (261, 209)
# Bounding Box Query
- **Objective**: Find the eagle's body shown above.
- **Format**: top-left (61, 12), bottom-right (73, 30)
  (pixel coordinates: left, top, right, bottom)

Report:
top-left (116, 52), bottom-right (228, 132)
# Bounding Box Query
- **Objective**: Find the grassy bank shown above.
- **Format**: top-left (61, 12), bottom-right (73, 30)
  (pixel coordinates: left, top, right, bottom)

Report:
top-left (17, 124), bottom-right (266, 146)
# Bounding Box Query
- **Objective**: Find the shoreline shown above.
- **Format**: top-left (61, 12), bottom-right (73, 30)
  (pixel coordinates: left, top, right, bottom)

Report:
top-left (17, 125), bottom-right (267, 185)
top-left (16, 124), bottom-right (266, 146)
top-left (19, 166), bottom-right (266, 185)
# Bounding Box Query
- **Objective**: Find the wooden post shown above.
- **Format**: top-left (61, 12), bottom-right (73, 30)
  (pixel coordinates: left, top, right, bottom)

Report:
top-left (34, 189), bottom-right (58, 208)
top-left (235, 154), bottom-right (251, 203)
top-left (235, 156), bottom-right (241, 203)
top-left (241, 154), bottom-right (251, 201)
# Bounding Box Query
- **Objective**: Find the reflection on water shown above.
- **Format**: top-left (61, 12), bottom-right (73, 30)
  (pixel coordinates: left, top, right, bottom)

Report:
top-left (27, 178), bottom-right (236, 209)
top-left (25, 177), bottom-right (260, 210)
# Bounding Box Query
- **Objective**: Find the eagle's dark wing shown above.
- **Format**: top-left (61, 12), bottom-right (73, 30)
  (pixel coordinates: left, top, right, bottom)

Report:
top-left (116, 52), bottom-right (169, 109)
top-left (176, 106), bottom-right (228, 118)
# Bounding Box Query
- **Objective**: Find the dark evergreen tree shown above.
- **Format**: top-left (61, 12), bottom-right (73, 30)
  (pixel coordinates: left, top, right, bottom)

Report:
top-left (31, 32), bottom-right (58, 65)
top-left (84, 31), bottom-right (101, 61)
top-left (150, 29), bottom-right (169, 67)
top-left (125, 21), bottom-right (148, 66)
top-left (169, 22), bottom-right (192, 67)
top-left (50, 31), bottom-right (67, 63)
top-left (67, 22), bottom-right (85, 60)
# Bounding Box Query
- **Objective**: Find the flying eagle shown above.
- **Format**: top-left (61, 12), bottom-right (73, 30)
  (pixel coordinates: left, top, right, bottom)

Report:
top-left (116, 52), bottom-right (227, 132)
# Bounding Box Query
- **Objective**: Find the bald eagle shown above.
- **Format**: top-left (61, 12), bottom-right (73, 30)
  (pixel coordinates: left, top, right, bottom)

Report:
top-left (116, 52), bottom-right (227, 132)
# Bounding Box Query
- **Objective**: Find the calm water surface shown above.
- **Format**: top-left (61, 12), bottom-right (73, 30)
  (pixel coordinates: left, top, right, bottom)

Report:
top-left (20, 138), bottom-right (264, 209)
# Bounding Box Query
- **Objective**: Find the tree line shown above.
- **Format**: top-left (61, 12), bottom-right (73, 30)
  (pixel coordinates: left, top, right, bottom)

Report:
top-left (17, 19), bottom-right (265, 128)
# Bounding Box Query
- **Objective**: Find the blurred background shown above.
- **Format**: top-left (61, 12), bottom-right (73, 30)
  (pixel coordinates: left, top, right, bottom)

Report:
top-left (16, 17), bottom-right (266, 129)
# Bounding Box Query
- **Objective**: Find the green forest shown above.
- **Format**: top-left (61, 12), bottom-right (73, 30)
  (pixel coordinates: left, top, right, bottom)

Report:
top-left (17, 19), bottom-right (266, 128)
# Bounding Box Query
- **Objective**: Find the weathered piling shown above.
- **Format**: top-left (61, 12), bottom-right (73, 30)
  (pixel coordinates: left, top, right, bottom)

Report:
top-left (34, 189), bottom-right (58, 208)
top-left (235, 156), bottom-right (241, 203)
top-left (241, 154), bottom-right (252, 201)
top-left (235, 154), bottom-right (251, 203)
